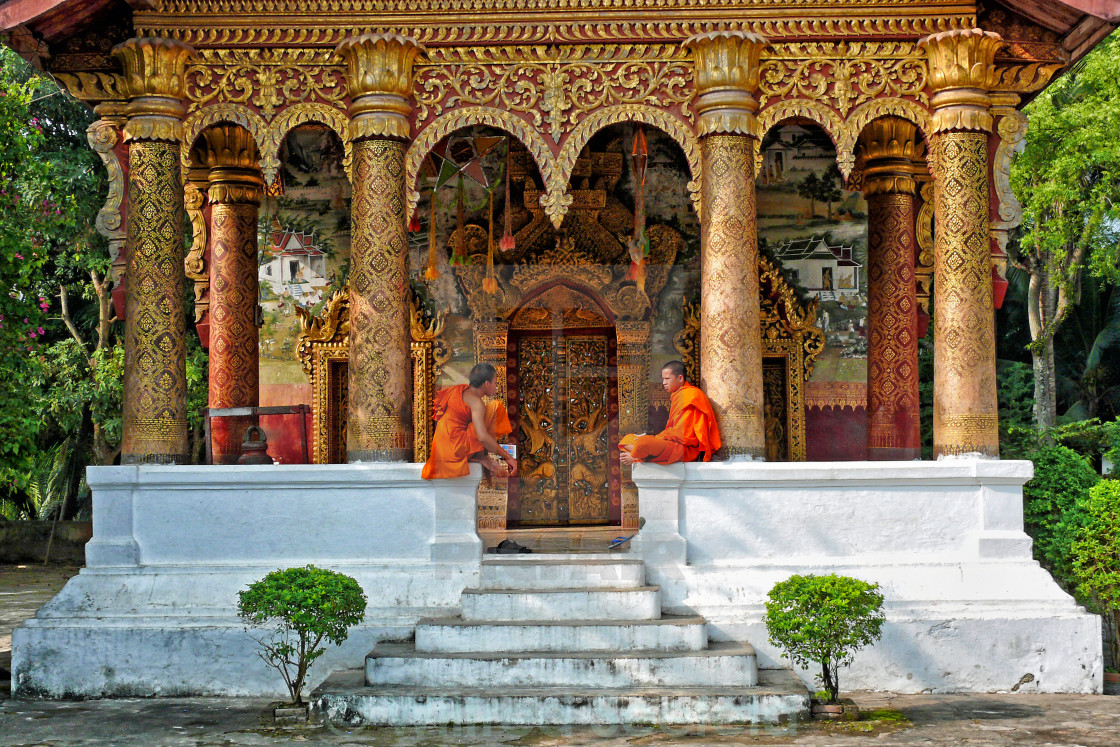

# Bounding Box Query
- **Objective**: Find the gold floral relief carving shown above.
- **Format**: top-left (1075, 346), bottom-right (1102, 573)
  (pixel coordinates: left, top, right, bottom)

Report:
top-left (183, 182), bottom-right (210, 323)
top-left (990, 104), bottom-right (1027, 257)
top-left (55, 72), bottom-right (127, 103)
top-left (760, 41), bottom-right (928, 116)
top-left (86, 119), bottom-right (127, 242)
top-left (185, 48), bottom-right (346, 119)
top-left (414, 45), bottom-right (693, 143)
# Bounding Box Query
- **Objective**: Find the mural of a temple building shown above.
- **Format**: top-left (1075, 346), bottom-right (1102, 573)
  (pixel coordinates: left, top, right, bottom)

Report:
top-left (11, 0), bottom-right (1107, 529)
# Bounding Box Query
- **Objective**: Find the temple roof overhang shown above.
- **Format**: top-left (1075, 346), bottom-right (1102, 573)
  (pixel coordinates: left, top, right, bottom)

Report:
top-left (3, 1), bottom-right (1118, 70)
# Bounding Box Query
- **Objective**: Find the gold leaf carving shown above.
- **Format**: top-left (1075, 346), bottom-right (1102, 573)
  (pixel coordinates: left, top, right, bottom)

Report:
top-left (185, 48), bottom-right (347, 119)
top-left (759, 42), bottom-right (928, 116)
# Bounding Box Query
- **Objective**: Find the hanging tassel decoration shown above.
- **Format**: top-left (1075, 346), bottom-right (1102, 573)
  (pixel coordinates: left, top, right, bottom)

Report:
top-left (627, 125), bottom-right (650, 292)
top-left (449, 175), bottom-right (469, 266)
top-left (423, 188), bottom-right (440, 280)
top-left (483, 189), bottom-right (498, 293)
top-left (499, 138), bottom-right (515, 253)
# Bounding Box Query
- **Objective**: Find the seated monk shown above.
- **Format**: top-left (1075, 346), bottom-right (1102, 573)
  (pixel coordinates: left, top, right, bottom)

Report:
top-left (422, 363), bottom-right (518, 480)
top-left (619, 360), bottom-right (721, 465)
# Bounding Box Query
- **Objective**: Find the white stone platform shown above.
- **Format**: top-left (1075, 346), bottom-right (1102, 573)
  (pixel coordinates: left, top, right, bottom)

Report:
top-left (631, 459), bottom-right (1103, 694)
top-left (11, 457), bottom-right (1103, 701)
top-left (11, 463), bottom-right (483, 698)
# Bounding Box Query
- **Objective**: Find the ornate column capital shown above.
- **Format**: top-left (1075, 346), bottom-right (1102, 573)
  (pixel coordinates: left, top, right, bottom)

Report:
top-left (111, 37), bottom-right (194, 143)
top-left (919, 28), bottom-right (1002, 134)
top-left (335, 33), bottom-right (425, 142)
top-left (201, 125), bottom-right (263, 206)
top-left (858, 117), bottom-right (922, 197)
top-left (685, 31), bottom-right (768, 138)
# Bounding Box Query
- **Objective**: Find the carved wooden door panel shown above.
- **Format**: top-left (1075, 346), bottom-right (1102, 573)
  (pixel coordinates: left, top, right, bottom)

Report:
top-left (508, 330), bottom-right (618, 526)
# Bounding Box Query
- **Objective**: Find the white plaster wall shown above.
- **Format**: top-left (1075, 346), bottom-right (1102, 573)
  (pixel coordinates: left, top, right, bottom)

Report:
top-left (13, 464), bottom-right (483, 698)
top-left (632, 460), bottom-right (1103, 694)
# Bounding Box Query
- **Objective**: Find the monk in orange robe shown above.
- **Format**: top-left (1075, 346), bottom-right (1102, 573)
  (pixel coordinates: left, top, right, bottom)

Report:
top-left (423, 363), bottom-right (518, 480)
top-left (619, 360), bottom-right (721, 465)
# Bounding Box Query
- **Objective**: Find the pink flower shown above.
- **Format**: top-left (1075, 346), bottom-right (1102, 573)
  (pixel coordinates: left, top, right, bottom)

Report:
top-left (37, 327), bottom-right (44, 335)
top-left (14, 254), bottom-right (22, 260)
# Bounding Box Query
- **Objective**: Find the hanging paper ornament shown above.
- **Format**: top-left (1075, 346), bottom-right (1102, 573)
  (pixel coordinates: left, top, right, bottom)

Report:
top-left (483, 190), bottom-right (498, 294)
top-left (424, 189), bottom-right (440, 280)
top-left (627, 125), bottom-right (650, 291)
top-left (449, 175), bottom-right (470, 267)
top-left (499, 138), bottom-right (515, 253)
top-left (408, 210), bottom-right (421, 233)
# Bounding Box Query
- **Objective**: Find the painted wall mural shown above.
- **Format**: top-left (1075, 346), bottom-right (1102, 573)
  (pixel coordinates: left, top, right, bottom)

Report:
top-left (757, 122), bottom-right (870, 459)
top-left (257, 125), bottom-right (351, 409)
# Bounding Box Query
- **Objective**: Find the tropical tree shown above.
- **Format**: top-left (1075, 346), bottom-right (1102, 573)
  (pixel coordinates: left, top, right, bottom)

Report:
top-left (797, 172), bottom-right (820, 217)
top-left (1010, 31), bottom-right (1120, 430)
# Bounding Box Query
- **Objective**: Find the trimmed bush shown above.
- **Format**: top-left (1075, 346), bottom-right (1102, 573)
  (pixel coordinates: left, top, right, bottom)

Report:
top-left (1073, 480), bottom-right (1120, 670)
top-left (765, 574), bottom-right (885, 704)
top-left (238, 565), bottom-right (367, 704)
top-left (1023, 445), bottom-right (1099, 588)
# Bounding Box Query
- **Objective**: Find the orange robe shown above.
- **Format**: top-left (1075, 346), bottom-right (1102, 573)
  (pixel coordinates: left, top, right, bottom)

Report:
top-left (422, 384), bottom-right (512, 479)
top-left (621, 383), bottom-right (721, 464)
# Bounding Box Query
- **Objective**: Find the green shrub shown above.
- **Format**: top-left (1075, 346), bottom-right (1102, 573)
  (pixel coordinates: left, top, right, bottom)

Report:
top-left (238, 565), bottom-right (367, 705)
top-left (1023, 445), bottom-right (1099, 588)
top-left (1072, 480), bottom-right (1120, 670)
top-left (764, 574), bottom-right (885, 704)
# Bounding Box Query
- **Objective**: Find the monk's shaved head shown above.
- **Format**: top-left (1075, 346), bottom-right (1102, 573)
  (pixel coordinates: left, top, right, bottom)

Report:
top-left (662, 360), bottom-right (687, 379)
top-left (469, 362), bottom-right (498, 388)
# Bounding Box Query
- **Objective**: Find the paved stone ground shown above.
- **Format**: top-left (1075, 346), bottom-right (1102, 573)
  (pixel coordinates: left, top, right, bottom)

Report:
top-left (2, 564), bottom-right (1117, 746)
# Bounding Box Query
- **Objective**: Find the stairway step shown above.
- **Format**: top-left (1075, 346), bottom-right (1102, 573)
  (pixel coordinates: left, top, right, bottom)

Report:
top-left (415, 614), bottom-right (708, 653)
top-left (460, 586), bottom-right (661, 622)
top-left (366, 641), bottom-right (757, 688)
top-left (315, 668), bottom-right (810, 726)
top-left (480, 557), bottom-right (645, 590)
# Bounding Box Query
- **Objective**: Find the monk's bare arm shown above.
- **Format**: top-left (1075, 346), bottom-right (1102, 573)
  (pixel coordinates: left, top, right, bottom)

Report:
top-left (464, 390), bottom-right (518, 475)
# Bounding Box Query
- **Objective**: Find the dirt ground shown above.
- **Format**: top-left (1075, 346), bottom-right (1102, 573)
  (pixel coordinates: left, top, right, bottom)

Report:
top-left (2, 564), bottom-right (1118, 746)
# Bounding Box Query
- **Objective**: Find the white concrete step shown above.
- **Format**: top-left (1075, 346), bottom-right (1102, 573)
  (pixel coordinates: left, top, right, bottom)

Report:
top-left (479, 557), bottom-right (645, 590)
top-left (460, 586), bottom-right (661, 621)
top-left (414, 614), bottom-right (708, 653)
top-left (365, 641), bottom-right (758, 688)
top-left (315, 668), bottom-right (810, 725)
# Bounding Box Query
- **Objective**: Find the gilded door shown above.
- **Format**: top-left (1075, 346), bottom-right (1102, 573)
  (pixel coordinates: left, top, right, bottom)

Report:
top-left (509, 331), bottom-right (618, 526)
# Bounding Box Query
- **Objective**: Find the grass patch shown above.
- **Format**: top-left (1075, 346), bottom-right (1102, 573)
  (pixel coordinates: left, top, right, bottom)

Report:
top-left (824, 708), bottom-right (911, 734)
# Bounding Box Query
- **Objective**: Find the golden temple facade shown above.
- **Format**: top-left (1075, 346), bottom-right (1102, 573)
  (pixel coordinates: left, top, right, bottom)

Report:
top-left (3, 0), bottom-right (1115, 530)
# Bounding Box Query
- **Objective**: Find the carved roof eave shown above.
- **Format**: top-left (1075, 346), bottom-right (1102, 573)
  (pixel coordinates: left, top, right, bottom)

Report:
top-left (133, 1), bottom-right (979, 48)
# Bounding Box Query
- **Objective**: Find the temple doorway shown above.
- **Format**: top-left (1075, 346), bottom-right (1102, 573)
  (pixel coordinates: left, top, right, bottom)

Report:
top-left (503, 282), bottom-right (622, 528)
top-left (507, 326), bottom-right (620, 527)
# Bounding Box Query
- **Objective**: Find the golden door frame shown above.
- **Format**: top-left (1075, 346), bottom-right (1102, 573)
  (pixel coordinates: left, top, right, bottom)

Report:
top-left (673, 254), bottom-right (826, 461)
top-left (296, 287), bottom-right (450, 464)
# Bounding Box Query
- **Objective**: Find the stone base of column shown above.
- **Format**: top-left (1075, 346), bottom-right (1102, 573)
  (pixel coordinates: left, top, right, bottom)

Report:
top-left (868, 446), bottom-right (921, 461)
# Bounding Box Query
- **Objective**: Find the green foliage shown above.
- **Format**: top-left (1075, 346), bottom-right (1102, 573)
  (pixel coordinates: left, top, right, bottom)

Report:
top-left (997, 360), bottom-right (1037, 459)
top-left (1022, 445), bottom-right (1099, 590)
top-left (238, 565), bottom-right (367, 705)
top-left (1072, 480), bottom-right (1120, 668)
top-left (764, 574), bottom-right (885, 704)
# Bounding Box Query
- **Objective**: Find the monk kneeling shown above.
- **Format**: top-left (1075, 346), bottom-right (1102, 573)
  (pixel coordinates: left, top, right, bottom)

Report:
top-left (422, 363), bottom-right (518, 479)
top-left (619, 360), bottom-right (721, 465)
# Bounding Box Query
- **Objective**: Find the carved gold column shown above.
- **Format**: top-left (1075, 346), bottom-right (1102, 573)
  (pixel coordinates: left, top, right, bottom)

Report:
top-left (686, 31), bottom-right (767, 460)
top-left (113, 38), bottom-right (194, 464)
top-left (202, 125), bottom-right (263, 463)
top-left (920, 29), bottom-right (1001, 458)
top-left (859, 118), bottom-right (922, 460)
top-left (336, 33), bottom-right (423, 461)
